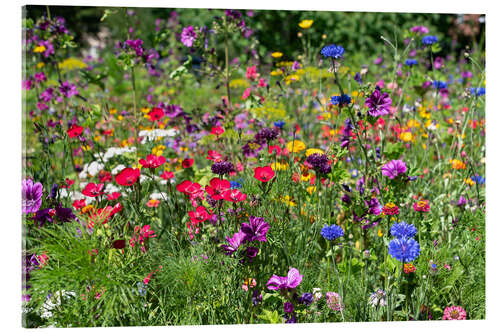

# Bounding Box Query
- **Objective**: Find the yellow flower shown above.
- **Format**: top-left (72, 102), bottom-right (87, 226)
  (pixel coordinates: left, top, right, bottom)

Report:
top-left (117, 115), bottom-right (123, 121)
top-left (271, 161), bottom-right (288, 171)
top-left (229, 78), bottom-right (250, 88)
top-left (306, 186), bottom-right (316, 195)
top-left (82, 145), bottom-right (92, 151)
top-left (141, 107), bottom-right (150, 114)
top-left (152, 145), bottom-right (166, 156)
top-left (305, 148), bottom-right (324, 157)
top-left (36, 62), bottom-right (45, 69)
top-left (248, 142), bottom-right (261, 150)
top-left (422, 143), bottom-right (427, 149)
top-left (300, 173), bottom-right (311, 182)
top-left (109, 108), bottom-right (117, 115)
top-left (271, 52), bottom-right (283, 58)
top-left (94, 135), bottom-right (102, 142)
top-left (400, 132), bottom-right (413, 142)
top-left (377, 229), bottom-right (383, 237)
top-left (286, 140), bottom-right (306, 153)
top-left (81, 205), bottom-right (94, 214)
top-left (285, 74), bottom-right (300, 85)
top-left (281, 195), bottom-right (296, 207)
top-left (33, 44), bottom-right (46, 53)
top-left (270, 69), bottom-right (283, 76)
top-left (298, 19), bottom-right (313, 29)
top-left (464, 178), bottom-right (476, 186)
top-left (407, 119), bottom-right (421, 128)
top-left (58, 58), bottom-right (88, 72)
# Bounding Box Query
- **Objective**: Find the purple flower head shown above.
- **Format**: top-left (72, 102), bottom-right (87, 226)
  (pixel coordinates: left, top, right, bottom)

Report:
top-left (220, 230), bottom-right (246, 255)
top-left (164, 104), bottom-right (184, 118)
top-left (341, 118), bottom-right (353, 148)
top-left (22, 179), bottom-right (43, 214)
top-left (366, 197), bottom-right (381, 215)
top-left (241, 216), bottom-right (270, 242)
top-left (40, 87), bottom-right (54, 102)
top-left (211, 161), bottom-right (235, 176)
top-left (390, 221), bottom-right (417, 238)
top-left (255, 127), bottom-right (279, 143)
top-left (59, 81), bottom-right (78, 98)
top-left (284, 301), bottom-right (294, 313)
top-left (381, 160), bottom-right (407, 179)
top-left (181, 26), bottom-right (197, 47)
top-left (266, 267), bottom-right (303, 291)
top-left (125, 39), bottom-right (144, 57)
top-left (34, 72), bottom-right (46, 83)
top-left (456, 196), bottom-right (467, 207)
top-left (365, 86), bottom-right (392, 117)
top-left (410, 25), bottom-right (429, 34)
top-left (245, 247), bottom-right (259, 262)
top-left (298, 292), bottom-right (314, 306)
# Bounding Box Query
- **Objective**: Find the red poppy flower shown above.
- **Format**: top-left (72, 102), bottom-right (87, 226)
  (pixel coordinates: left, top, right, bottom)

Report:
top-left (182, 158), bottom-right (194, 168)
top-left (98, 170), bottom-right (112, 183)
top-left (188, 206), bottom-right (212, 225)
top-left (207, 150), bottom-right (222, 162)
top-left (115, 168), bottom-right (140, 186)
top-left (73, 199), bottom-right (86, 210)
top-left (176, 180), bottom-right (193, 193)
top-left (139, 154), bottom-right (166, 169)
top-left (67, 124), bottom-right (84, 138)
top-left (268, 145), bottom-right (282, 156)
top-left (205, 178), bottom-right (231, 200)
top-left (65, 178), bottom-right (75, 187)
top-left (107, 192), bottom-right (121, 201)
top-left (148, 107), bottom-right (164, 122)
top-left (211, 126), bottom-right (224, 136)
top-left (223, 189), bottom-right (247, 202)
top-left (82, 183), bottom-right (105, 197)
top-left (254, 166), bottom-right (275, 182)
top-left (160, 171), bottom-right (174, 180)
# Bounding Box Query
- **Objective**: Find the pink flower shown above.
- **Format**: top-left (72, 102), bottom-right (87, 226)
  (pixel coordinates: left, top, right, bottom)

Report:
top-left (443, 305), bottom-right (467, 320)
top-left (242, 87), bottom-right (251, 100)
top-left (246, 66), bottom-right (258, 81)
top-left (258, 78), bottom-right (267, 87)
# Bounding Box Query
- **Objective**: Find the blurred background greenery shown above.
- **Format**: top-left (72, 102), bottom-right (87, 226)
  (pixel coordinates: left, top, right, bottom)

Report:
top-left (25, 5), bottom-right (484, 66)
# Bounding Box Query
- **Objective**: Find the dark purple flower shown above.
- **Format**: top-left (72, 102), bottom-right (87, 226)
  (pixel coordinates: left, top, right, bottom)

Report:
top-left (266, 267), bottom-right (303, 291)
top-left (181, 26), bottom-right (197, 47)
top-left (54, 204), bottom-right (75, 222)
top-left (341, 118), bottom-right (353, 148)
top-left (284, 301), bottom-right (294, 313)
top-left (241, 216), bottom-right (270, 242)
top-left (381, 160), bottom-right (407, 179)
top-left (59, 81), bottom-right (78, 98)
top-left (125, 39), bottom-right (144, 57)
top-left (34, 72), bottom-right (46, 83)
top-left (245, 247), bottom-right (259, 262)
top-left (365, 87), bottom-right (392, 117)
top-left (456, 196), bottom-right (467, 207)
top-left (252, 289), bottom-right (262, 306)
top-left (366, 197), bottom-right (381, 215)
top-left (284, 312), bottom-right (297, 323)
top-left (211, 161), bottom-right (235, 176)
top-left (220, 230), bottom-right (246, 255)
top-left (299, 292), bottom-right (314, 306)
top-left (22, 179), bottom-right (43, 214)
top-left (39, 87), bottom-right (54, 102)
top-left (255, 127), bottom-right (279, 143)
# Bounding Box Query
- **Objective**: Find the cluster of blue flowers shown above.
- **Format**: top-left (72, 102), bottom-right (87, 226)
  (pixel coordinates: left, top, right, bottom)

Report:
top-left (274, 120), bottom-right (285, 129)
top-left (321, 224), bottom-right (344, 241)
top-left (320, 44), bottom-right (345, 59)
top-left (330, 94), bottom-right (352, 106)
top-left (433, 80), bottom-right (448, 89)
top-left (469, 87), bottom-right (485, 97)
top-left (422, 35), bottom-right (438, 45)
top-left (405, 59), bottom-right (418, 67)
top-left (388, 222), bottom-right (420, 263)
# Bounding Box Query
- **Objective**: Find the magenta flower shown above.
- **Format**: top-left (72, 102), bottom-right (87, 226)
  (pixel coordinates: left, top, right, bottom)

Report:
top-left (241, 216), bottom-right (270, 242)
top-left (266, 267), bottom-right (303, 291)
top-left (22, 179), bottom-right (43, 214)
top-left (59, 81), bottom-right (78, 98)
top-left (221, 230), bottom-right (246, 255)
top-left (443, 305), bottom-right (467, 320)
top-left (180, 26), bottom-right (197, 47)
top-left (365, 86), bottom-right (392, 117)
top-left (381, 160), bottom-right (407, 179)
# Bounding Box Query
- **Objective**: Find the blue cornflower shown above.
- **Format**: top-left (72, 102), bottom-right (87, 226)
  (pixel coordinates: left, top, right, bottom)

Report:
top-left (320, 44), bottom-right (345, 59)
top-left (230, 180), bottom-right (242, 189)
top-left (405, 59), bottom-right (418, 67)
top-left (422, 35), bottom-right (438, 45)
top-left (330, 94), bottom-right (351, 106)
top-left (433, 81), bottom-right (447, 89)
top-left (470, 175), bottom-right (485, 185)
top-left (388, 237), bottom-right (420, 263)
top-left (390, 222), bottom-right (417, 239)
top-left (321, 224), bottom-right (344, 241)
top-left (469, 87), bottom-right (485, 97)
top-left (274, 120), bottom-right (285, 129)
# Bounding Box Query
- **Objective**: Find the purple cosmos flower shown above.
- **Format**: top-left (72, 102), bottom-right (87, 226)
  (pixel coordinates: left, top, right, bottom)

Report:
top-left (341, 118), bottom-right (353, 149)
top-left (59, 81), bottom-right (78, 98)
top-left (298, 292), bottom-right (314, 306)
top-left (366, 197), bottom-right (381, 215)
top-left (181, 26), bottom-right (197, 47)
top-left (266, 267), bottom-right (303, 291)
top-left (456, 196), bottom-right (467, 207)
top-left (34, 72), bottom-right (46, 83)
top-left (365, 86), bottom-right (392, 117)
top-left (245, 247), bottom-right (259, 262)
top-left (125, 39), bottom-right (144, 57)
top-left (22, 179), bottom-right (43, 214)
top-left (241, 216), bottom-right (270, 242)
top-left (40, 87), bottom-right (54, 102)
top-left (221, 230), bottom-right (246, 255)
top-left (284, 301), bottom-right (294, 313)
top-left (410, 25), bottom-right (429, 34)
top-left (381, 160), bottom-right (407, 179)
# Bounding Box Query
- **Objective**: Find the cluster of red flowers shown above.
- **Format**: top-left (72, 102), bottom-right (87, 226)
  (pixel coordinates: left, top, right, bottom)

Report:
top-left (130, 225), bottom-right (156, 252)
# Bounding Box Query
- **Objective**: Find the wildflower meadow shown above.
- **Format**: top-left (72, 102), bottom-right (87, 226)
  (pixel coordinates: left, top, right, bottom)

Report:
top-left (21, 6), bottom-right (485, 327)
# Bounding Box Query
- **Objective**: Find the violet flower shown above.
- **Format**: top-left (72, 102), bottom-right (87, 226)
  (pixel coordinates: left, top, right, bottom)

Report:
top-left (22, 179), bottom-right (43, 214)
top-left (241, 216), bottom-right (270, 242)
top-left (381, 160), bottom-right (407, 179)
top-left (181, 26), bottom-right (197, 47)
top-left (221, 230), bottom-right (246, 255)
top-left (266, 267), bottom-right (303, 291)
top-left (365, 86), bottom-right (392, 117)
